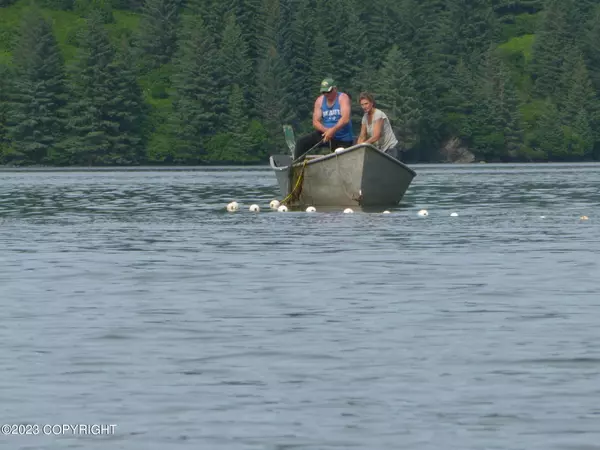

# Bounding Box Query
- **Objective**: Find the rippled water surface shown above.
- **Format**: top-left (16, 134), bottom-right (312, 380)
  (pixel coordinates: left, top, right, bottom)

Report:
top-left (1, 163), bottom-right (600, 450)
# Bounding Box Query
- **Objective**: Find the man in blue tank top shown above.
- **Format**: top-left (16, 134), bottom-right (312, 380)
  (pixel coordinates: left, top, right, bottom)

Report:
top-left (293, 78), bottom-right (354, 160)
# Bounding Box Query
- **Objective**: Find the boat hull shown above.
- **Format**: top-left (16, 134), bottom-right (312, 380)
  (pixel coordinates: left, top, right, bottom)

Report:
top-left (269, 144), bottom-right (416, 207)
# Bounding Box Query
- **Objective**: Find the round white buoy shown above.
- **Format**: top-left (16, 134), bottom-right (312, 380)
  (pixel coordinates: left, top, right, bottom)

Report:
top-left (540, 215), bottom-right (546, 219)
top-left (450, 212), bottom-right (458, 217)
top-left (269, 200), bottom-right (280, 210)
top-left (417, 209), bottom-right (428, 217)
top-left (277, 205), bottom-right (288, 212)
top-left (335, 147), bottom-right (345, 153)
top-left (306, 206), bottom-right (316, 213)
top-left (226, 201), bottom-right (239, 212)
top-left (383, 210), bottom-right (391, 214)
top-left (249, 204), bottom-right (260, 212)
top-left (343, 208), bottom-right (354, 214)
top-left (580, 215), bottom-right (589, 221)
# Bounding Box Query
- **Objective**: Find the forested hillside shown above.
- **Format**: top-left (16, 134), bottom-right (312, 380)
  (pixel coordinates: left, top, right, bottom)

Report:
top-left (1, 0), bottom-right (599, 165)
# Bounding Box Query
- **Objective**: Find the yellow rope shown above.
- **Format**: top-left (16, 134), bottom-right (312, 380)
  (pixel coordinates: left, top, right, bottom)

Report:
top-left (280, 159), bottom-right (308, 206)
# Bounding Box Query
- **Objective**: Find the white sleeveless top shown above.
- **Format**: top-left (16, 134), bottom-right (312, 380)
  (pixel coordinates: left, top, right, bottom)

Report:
top-left (362, 109), bottom-right (398, 152)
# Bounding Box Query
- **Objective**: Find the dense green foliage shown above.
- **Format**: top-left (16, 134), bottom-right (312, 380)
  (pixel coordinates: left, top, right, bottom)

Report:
top-left (1, 0), bottom-right (600, 165)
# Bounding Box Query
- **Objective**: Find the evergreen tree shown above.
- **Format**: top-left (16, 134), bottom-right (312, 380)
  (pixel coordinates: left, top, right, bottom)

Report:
top-left (284, 3), bottom-right (316, 129)
top-left (530, 0), bottom-right (572, 99)
top-left (472, 48), bottom-right (523, 160)
top-left (169, 14), bottom-right (219, 162)
top-left (560, 54), bottom-right (596, 126)
top-left (217, 13), bottom-right (252, 113)
top-left (448, 0), bottom-right (498, 60)
top-left (361, 0), bottom-right (407, 65)
top-left (445, 58), bottom-right (476, 141)
top-left (74, 0), bottom-right (114, 23)
top-left (136, 0), bottom-right (180, 69)
top-left (0, 64), bottom-right (11, 155)
top-left (254, 45), bottom-right (294, 155)
top-left (531, 99), bottom-right (563, 160)
top-left (205, 84), bottom-right (253, 162)
top-left (104, 40), bottom-right (148, 163)
top-left (582, 5), bottom-right (600, 94)
top-left (310, 32), bottom-right (334, 90)
top-left (372, 45), bottom-right (421, 152)
top-left (7, 9), bottom-right (68, 165)
top-left (62, 11), bottom-right (141, 165)
top-left (561, 109), bottom-right (593, 159)
top-left (409, 0), bottom-right (454, 156)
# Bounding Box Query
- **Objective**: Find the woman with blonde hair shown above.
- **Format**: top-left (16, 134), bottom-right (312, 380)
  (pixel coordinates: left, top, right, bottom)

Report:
top-left (357, 92), bottom-right (399, 158)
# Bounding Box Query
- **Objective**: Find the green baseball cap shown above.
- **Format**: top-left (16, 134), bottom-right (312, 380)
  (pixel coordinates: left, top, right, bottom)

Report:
top-left (320, 77), bottom-right (335, 93)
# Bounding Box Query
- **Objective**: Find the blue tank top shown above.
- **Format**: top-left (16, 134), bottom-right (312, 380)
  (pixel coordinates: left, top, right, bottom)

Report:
top-left (321, 93), bottom-right (353, 142)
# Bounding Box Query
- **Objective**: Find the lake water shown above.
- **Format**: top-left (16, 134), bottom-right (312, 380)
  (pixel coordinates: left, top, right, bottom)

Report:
top-left (1, 163), bottom-right (599, 450)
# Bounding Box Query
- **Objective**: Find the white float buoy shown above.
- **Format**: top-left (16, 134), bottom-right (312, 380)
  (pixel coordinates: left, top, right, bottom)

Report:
top-left (335, 147), bottom-right (345, 153)
top-left (417, 209), bottom-right (428, 217)
top-left (277, 205), bottom-right (288, 212)
top-left (226, 201), bottom-right (239, 212)
top-left (580, 215), bottom-right (589, 221)
top-left (383, 210), bottom-right (391, 214)
top-left (269, 200), bottom-right (280, 210)
top-left (343, 208), bottom-right (353, 214)
top-left (249, 204), bottom-right (260, 212)
top-left (540, 215), bottom-right (546, 219)
top-left (450, 212), bottom-right (458, 217)
top-left (306, 206), bottom-right (316, 213)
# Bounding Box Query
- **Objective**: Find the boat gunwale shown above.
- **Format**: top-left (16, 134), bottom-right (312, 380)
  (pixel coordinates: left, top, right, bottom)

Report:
top-left (269, 143), bottom-right (417, 177)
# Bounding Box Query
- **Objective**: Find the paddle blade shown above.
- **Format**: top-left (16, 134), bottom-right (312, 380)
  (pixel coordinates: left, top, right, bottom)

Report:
top-left (282, 124), bottom-right (296, 155)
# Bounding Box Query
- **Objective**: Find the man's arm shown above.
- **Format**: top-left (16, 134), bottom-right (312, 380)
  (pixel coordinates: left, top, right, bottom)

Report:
top-left (323, 93), bottom-right (351, 141)
top-left (312, 96), bottom-right (327, 133)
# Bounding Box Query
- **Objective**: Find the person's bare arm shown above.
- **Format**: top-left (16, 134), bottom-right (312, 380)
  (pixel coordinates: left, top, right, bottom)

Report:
top-left (312, 96), bottom-right (327, 133)
top-left (357, 122), bottom-right (367, 144)
top-left (364, 118), bottom-right (383, 144)
top-left (323, 93), bottom-right (351, 142)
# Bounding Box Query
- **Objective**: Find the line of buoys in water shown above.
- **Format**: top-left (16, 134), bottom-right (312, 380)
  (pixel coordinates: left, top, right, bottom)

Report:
top-left (228, 203), bottom-right (592, 220)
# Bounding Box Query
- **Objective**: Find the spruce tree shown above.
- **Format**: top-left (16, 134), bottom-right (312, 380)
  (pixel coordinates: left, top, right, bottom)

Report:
top-left (136, 0), bottom-right (180, 69)
top-left (62, 11), bottom-right (137, 165)
top-left (7, 9), bottom-right (68, 165)
top-left (105, 40), bottom-right (148, 164)
top-left (533, 100), bottom-right (563, 160)
top-left (254, 46), bottom-right (294, 155)
top-left (218, 13), bottom-right (252, 113)
top-left (0, 64), bottom-right (11, 156)
top-left (373, 45), bottom-right (421, 152)
top-left (284, 4), bottom-right (316, 129)
top-left (445, 58), bottom-right (476, 142)
top-left (582, 5), bottom-right (600, 94)
top-left (169, 13), bottom-right (219, 162)
top-left (530, 0), bottom-right (572, 99)
top-left (472, 48), bottom-right (523, 160)
top-left (310, 32), bottom-right (334, 90)
top-left (409, 0), bottom-right (454, 156)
